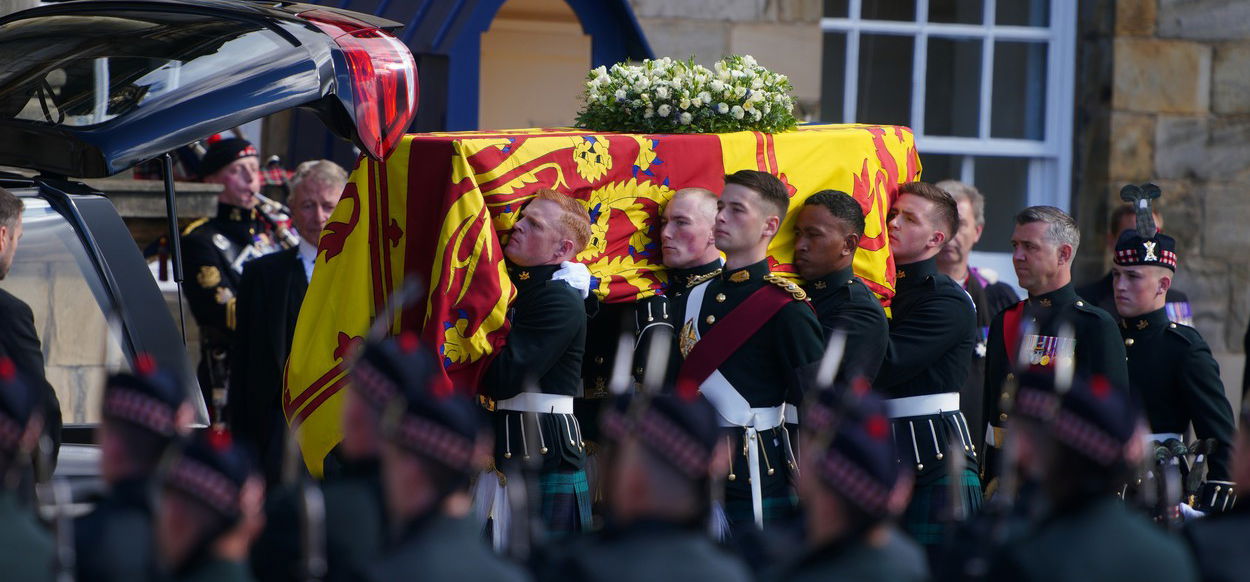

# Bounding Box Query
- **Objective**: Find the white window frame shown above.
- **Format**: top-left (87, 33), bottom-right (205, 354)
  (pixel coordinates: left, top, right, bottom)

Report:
top-left (821, 0), bottom-right (1077, 211)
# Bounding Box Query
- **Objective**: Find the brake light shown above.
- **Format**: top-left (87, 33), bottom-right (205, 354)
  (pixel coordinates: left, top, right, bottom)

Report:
top-left (299, 10), bottom-right (418, 160)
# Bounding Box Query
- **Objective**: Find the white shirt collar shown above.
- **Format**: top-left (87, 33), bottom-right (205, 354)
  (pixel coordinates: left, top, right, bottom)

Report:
top-left (298, 238), bottom-right (317, 282)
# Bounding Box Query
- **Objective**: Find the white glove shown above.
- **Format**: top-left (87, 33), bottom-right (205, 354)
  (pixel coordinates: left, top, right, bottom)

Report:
top-left (1179, 503), bottom-right (1207, 522)
top-left (552, 261), bottom-right (592, 299)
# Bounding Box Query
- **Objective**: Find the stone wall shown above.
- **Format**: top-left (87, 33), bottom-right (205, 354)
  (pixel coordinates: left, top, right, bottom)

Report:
top-left (1087, 0), bottom-right (1250, 394)
top-left (626, 0), bottom-right (824, 118)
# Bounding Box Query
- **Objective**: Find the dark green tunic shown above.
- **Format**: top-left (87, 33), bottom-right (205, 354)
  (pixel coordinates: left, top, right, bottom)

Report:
top-left (0, 492), bottom-right (53, 582)
top-left (74, 477), bottom-right (157, 582)
top-left (990, 496), bottom-right (1197, 582)
top-left (803, 266), bottom-right (889, 381)
top-left (547, 519), bottom-right (753, 582)
top-left (774, 527), bottom-right (929, 582)
top-left (1182, 498), bottom-right (1250, 582)
top-left (1121, 308), bottom-right (1235, 481)
top-left (176, 557), bottom-right (254, 582)
top-left (364, 512), bottom-right (530, 582)
top-left (874, 258), bottom-right (977, 397)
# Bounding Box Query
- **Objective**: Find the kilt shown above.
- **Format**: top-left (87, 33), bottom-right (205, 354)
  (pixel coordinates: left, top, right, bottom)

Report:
top-left (540, 469), bottom-right (593, 538)
top-left (902, 467), bottom-right (983, 546)
top-left (724, 492), bottom-right (799, 531)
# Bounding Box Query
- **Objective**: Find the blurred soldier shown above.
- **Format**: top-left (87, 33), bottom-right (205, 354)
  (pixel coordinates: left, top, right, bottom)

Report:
top-left (482, 188), bottom-right (594, 537)
top-left (874, 182), bottom-right (981, 554)
top-left (365, 339), bottom-right (528, 582)
top-left (777, 383), bottom-right (926, 582)
top-left (76, 360), bottom-right (188, 582)
top-left (1112, 213), bottom-right (1235, 501)
top-left (1078, 203), bottom-right (1193, 326)
top-left (1183, 403), bottom-right (1250, 582)
top-left (793, 189), bottom-right (888, 380)
top-left (540, 392), bottom-right (752, 582)
top-left (228, 159), bottom-right (347, 485)
top-left (182, 139), bottom-right (295, 413)
top-left (0, 187), bottom-right (61, 464)
top-left (155, 432), bottom-right (264, 582)
top-left (935, 180), bottom-right (1019, 453)
top-left (673, 170), bottom-right (824, 532)
top-left (983, 207), bottom-right (1128, 490)
top-left (0, 357), bottom-right (52, 582)
top-left (987, 375), bottom-right (1197, 582)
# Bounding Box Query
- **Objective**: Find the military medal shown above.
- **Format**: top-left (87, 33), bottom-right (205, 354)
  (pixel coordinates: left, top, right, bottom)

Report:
top-left (678, 321), bottom-right (698, 358)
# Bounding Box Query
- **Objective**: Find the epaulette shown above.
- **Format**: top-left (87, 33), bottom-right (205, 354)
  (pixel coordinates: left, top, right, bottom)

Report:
top-left (181, 217), bottom-right (209, 236)
top-left (686, 268), bottom-right (722, 288)
top-left (763, 273), bottom-right (807, 301)
top-left (1164, 321), bottom-right (1199, 346)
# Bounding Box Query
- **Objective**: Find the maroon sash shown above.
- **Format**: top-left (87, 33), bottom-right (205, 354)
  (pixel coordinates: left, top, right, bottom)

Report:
top-left (1002, 302), bottom-right (1025, 368)
top-left (674, 285), bottom-right (794, 395)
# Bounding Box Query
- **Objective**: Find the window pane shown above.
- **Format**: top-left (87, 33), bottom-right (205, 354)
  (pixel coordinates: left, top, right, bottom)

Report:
top-left (857, 34), bottom-right (913, 127)
top-left (824, 0), bottom-right (849, 17)
top-left (920, 153), bottom-right (962, 184)
top-left (863, 0), bottom-right (915, 21)
top-left (991, 41), bottom-right (1047, 140)
top-left (996, 0), bottom-right (1049, 27)
top-left (820, 33), bottom-right (847, 122)
top-left (925, 37), bottom-right (981, 137)
top-left (974, 156), bottom-right (1031, 252)
top-left (930, 0), bottom-right (983, 24)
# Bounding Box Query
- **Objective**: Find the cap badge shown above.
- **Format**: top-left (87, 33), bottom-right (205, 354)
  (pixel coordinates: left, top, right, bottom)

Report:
top-left (1143, 240), bottom-right (1158, 262)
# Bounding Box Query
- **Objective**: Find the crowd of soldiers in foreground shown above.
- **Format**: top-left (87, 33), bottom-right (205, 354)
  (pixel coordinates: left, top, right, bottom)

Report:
top-left (0, 151), bottom-right (1246, 581)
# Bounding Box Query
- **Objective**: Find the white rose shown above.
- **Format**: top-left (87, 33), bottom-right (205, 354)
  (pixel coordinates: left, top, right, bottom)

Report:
top-left (614, 89), bottom-right (627, 101)
top-left (734, 86), bottom-right (747, 99)
top-left (658, 104), bottom-right (672, 117)
top-left (699, 91), bottom-right (712, 104)
top-left (743, 100), bottom-right (753, 110)
top-left (680, 98), bottom-right (691, 110)
top-left (680, 112), bottom-right (693, 125)
top-left (656, 86), bottom-right (670, 100)
top-left (710, 80), bottom-right (724, 93)
top-left (743, 55), bottom-right (757, 67)
top-left (751, 78), bottom-right (763, 90)
top-left (752, 109), bottom-right (762, 121)
top-left (690, 96), bottom-right (702, 107)
top-left (731, 105), bottom-right (745, 119)
top-left (644, 107), bottom-right (654, 119)
top-left (717, 102), bottom-right (729, 114)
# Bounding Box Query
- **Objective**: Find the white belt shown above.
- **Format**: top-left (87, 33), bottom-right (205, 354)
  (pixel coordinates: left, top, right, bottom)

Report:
top-left (885, 392), bottom-right (960, 419)
top-left (496, 393), bottom-right (574, 415)
top-left (783, 402), bottom-right (798, 425)
top-left (716, 405), bottom-right (786, 431)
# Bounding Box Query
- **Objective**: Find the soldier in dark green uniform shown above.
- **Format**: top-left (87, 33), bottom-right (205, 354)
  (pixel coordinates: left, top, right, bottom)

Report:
top-left (776, 382), bottom-right (927, 582)
top-left (793, 189), bottom-right (888, 380)
top-left (671, 170), bottom-right (824, 533)
top-left (1183, 404), bottom-right (1250, 582)
top-left (873, 182), bottom-right (981, 554)
top-left (983, 206), bottom-right (1128, 492)
top-left (365, 340), bottom-right (528, 582)
top-left (541, 391), bottom-right (752, 582)
top-left (76, 360), bottom-right (187, 582)
top-left (482, 188), bottom-right (594, 538)
top-left (155, 431), bottom-right (264, 582)
top-left (987, 374), bottom-right (1197, 582)
top-left (0, 357), bottom-right (53, 582)
top-left (181, 138), bottom-right (294, 412)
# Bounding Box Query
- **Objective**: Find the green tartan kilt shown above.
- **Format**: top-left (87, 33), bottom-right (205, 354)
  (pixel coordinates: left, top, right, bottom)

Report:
top-left (902, 467), bottom-right (983, 546)
top-left (540, 469), bottom-right (593, 538)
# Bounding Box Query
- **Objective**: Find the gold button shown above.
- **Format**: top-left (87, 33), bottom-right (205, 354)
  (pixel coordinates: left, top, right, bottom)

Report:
top-left (1076, 300), bottom-right (1084, 307)
top-left (1124, 338), bottom-right (1134, 347)
top-left (999, 413), bottom-right (1008, 422)
top-left (594, 356), bottom-right (604, 364)
top-left (1170, 323), bottom-right (1178, 328)
top-left (1001, 392), bottom-right (1011, 402)
top-left (715, 293), bottom-right (726, 303)
top-left (1006, 373), bottom-right (1015, 382)
top-left (706, 315), bottom-right (716, 325)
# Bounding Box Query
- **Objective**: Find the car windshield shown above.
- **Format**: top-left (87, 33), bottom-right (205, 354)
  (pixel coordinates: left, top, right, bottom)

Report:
top-left (0, 11), bottom-right (282, 127)
top-left (2, 196), bottom-right (129, 425)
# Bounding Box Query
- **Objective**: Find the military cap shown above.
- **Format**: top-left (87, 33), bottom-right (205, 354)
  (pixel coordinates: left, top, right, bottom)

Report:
top-left (1114, 229), bottom-right (1177, 271)
top-left (1013, 369), bottom-right (1062, 424)
top-left (806, 381), bottom-right (906, 519)
top-left (0, 357), bottom-right (39, 454)
top-left (379, 334), bottom-right (480, 473)
top-left (102, 354), bottom-right (184, 439)
top-left (351, 332), bottom-right (441, 412)
top-left (163, 430), bottom-right (255, 523)
top-left (1050, 375), bottom-right (1144, 468)
top-left (198, 138), bottom-right (258, 179)
top-left (600, 391), bottom-right (720, 480)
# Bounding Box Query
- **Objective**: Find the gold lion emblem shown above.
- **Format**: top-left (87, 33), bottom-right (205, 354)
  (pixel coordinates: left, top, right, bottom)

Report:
top-left (197, 266), bottom-right (221, 288)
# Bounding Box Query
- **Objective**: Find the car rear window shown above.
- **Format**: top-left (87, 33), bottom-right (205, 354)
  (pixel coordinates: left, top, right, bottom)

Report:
top-left (0, 11), bottom-right (283, 128)
top-left (3, 195), bottom-right (129, 425)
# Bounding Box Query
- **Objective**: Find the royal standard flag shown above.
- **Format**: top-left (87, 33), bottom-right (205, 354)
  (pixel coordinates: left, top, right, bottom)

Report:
top-left (285, 124), bottom-right (921, 475)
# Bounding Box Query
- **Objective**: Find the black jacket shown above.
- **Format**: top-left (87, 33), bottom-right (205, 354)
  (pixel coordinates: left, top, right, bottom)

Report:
top-left (1122, 308), bottom-right (1235, 481)
top-left (483, 263), bottom-right (586, 400)
top-left (803, 266), bottom-right (889, 381)
top-left (961, 269), bottom-right (1019, 453)
top-left (875, 258), bottom-right (977, 398)
top-left (0, 288), bottom-right (61, 461)
top-left (227, 247), bottom-right (307, 484)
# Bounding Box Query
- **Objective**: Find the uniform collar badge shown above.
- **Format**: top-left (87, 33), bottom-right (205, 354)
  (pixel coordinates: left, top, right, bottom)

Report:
top-left (813, 281), bottom-right (827, 290)
top-left (518, 271), bottom-right (531, 281)
top-left (1136, 319), bottom-right (1148, 330)
top-left (729, 270), bottom-right (750, 283)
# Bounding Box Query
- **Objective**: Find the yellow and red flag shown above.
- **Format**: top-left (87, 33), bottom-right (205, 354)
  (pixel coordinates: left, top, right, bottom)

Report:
top-left (284, 124), bottom-right (920, 475)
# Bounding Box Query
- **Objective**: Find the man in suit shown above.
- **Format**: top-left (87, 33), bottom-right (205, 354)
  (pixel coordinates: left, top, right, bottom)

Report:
top-left (0, 186), bottom-right (61, 467)
top-left (227, 160), bottom-right (347, 484)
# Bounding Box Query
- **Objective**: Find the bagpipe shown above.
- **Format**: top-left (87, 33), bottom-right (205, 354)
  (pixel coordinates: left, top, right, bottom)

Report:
top-left (1122, 435), bottom-right (1236, 528)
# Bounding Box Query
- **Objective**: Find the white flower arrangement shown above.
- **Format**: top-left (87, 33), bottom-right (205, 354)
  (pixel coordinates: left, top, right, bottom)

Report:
top-left (575, 55), bottom-right (798, 134)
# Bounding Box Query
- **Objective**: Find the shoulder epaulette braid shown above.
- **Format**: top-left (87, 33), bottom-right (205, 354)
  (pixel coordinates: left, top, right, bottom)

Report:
top-left (763, 273), bottom-right (807, 301)
top-left (182, 217), bottom-right (209, 236)
top-left (687, 268), bottom-right (722, 288)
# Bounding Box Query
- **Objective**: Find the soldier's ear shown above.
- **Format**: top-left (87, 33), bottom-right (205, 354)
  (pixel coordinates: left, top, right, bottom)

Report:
top-left (762, 215), bottom-right (781, 239)
top-left (1057, 243), bottom-right (1074, 265)
top-left (1157, 273), bottom-right (1172, 295)
top-left (845, 232), bottom-right (861, 255)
